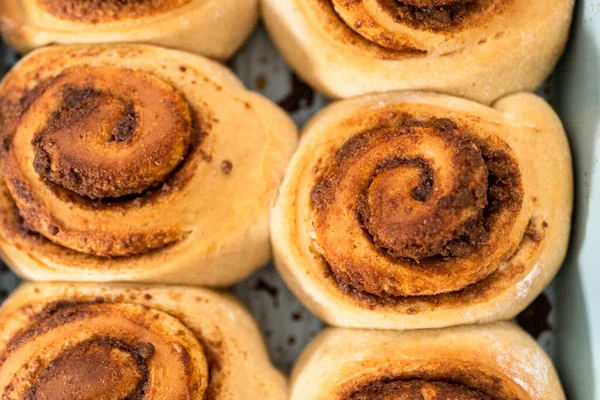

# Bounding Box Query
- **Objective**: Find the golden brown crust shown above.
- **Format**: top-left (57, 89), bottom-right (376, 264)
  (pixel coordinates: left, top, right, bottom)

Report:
top-left (36, 0), bottom-right (192, 23)
top-left (0, 0), bottom-right (258, 60)
top-left (289, 324), bottom-right (565, 399)
top-left (0, 283), bottom-right (288, 399)
top-left (0, 44), bottom-right (298, 285)
top-left (262, 0), bottom-right (574, 102)
top-left (271, 91), bottom-right (572, 329)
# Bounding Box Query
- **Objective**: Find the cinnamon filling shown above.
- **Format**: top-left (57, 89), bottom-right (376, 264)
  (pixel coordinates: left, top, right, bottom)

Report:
top-left (328, 0), bottom-right (504, 52)
top-left (1, 66), bottom-right (199, 257)
top-left (355, 124), bottom-right (489, 261)
top-left (36, 0), bottom-right (192, 23)
top-left (350, 380), bottom-right (494, 399)
top-left (30, 68), bottom-right (191, 200)
top-left (25, 339), bottom-right (154, 400)
top-left (382, 0), bottom-right (477, 30)
top-left (1, 300), bottom-right (213, 399)
top-left (340, 363), bottom-right (529, 399)
top-left (311, 115), bottom-right (525, 298)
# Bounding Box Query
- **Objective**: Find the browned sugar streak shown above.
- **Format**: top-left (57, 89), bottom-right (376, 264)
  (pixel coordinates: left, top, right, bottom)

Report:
top-left (350, 380), bottom-right (494, 399)
top-left (335, 0), bottom-right (497, 31)
top-left (343, 367), bottom-right (522, 399)
top-left (325, 0), bottom-right (507, 54)
top-left (328, 224), bottom-right (537, 311)
top-left (7, 300), bottom-right (87, 352)
top-left (315, 0), bottom-right (427, 57)
top-left (9, 204), bottom-right (188, 262)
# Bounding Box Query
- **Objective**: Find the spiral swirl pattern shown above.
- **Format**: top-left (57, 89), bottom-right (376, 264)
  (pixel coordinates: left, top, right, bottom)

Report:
top-left (1, 302), bottom-right (208, 399)
top-left (0, 284), bottom-right (288, 399)
top-left (330, 0), bottom-right (502, 52)
top-left (263, 0), bottom-right (573, 102)
top-left (30, 66), bottom-right (192, 200)
top-left (0, 44), bottom-right (297, 285)
top-left (2, 64), bottom-right (199, 257)
top-left (272, 92), bottom-right (572, 329)
top-left (311, 116), bottom-right (524, 297)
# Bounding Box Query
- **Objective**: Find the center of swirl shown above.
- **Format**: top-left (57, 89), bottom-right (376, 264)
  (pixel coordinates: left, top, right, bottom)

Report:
top-left (31, 66), bottom-right (192, 199)
top-left (356, 135), bottom-right (488, 261)
top-left (25, 339), bottom-right (154, 400)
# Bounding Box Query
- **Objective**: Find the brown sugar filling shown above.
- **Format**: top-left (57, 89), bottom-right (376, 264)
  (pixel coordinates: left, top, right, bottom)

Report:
top-left (327, 0), bottom-right (506, 52)
top-left (333, 0), bottom-right (495, 32)
top-left (25, 339), bottom-right (154, 400)
top-left (36, 0), bottom-right (192, 24)
top-left (2, 299), bottom-right (223, 400)
top-left (343, 368), bottom-right (527, 399)
top-left (311, 115), bottom-right (525, 299)
top-left (0, 66), bottom-right (203, 257)
top-left (350, 380), bottom-right (494, 399)
top-left (381, 0), bottom-right (480, 30)
top-left (28, 68), bottom-right (192, 200)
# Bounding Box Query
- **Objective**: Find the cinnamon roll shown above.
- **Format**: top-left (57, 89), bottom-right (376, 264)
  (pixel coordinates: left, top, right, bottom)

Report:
top-left (271, 91), bottom-right (572, 329)
top-left (0, 283), bottom-right (287, 399)
top-left (0, 0), bottom-right (258, 60)
top-left (0, 44), bottom-right (298, 285)
top-left (290, 323), bottom-right (565, 399)
top-left (262, 0), bottom-right (574, 103)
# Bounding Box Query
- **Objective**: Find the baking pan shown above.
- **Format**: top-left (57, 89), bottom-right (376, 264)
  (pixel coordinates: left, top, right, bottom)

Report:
top-left (0, 1), bottom-right (597, 397)
top-left (552, 1), bottom-right (600, 398)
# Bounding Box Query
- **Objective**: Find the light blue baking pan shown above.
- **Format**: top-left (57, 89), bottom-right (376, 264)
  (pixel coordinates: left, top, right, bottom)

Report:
top-left (0, 1), bottom-right (597, 398)
top-left (553, 0), bottom-right (600, 398)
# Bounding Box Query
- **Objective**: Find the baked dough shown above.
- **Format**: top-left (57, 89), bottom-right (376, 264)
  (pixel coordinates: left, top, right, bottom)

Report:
top-left (0, 0), bottom-right (258, 60)
top-left (290, 322), bottom-right (565, 399)
top-left (0, 44), bottom-right (298, 285)
top-left (262, 0), bottom-right (574, 103)
top-left (0, 282), bottom-right (287, 399)
top-left (272, 91), bottom-right (572, 329)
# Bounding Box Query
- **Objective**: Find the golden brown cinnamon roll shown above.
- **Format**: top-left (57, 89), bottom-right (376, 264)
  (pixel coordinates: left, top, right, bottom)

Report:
top-left (0, 44), bottom-right (297, 285)
top-left (0, 0), bottom-right (258, 59)
top-left (272, 91), bottom-right (572, 329)
top-left (262, 0), bottom-right (574, 103)
top-left (0, 283), bottom-right (287, 399)
top-left (290, 323), bottom-right (565, 399)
